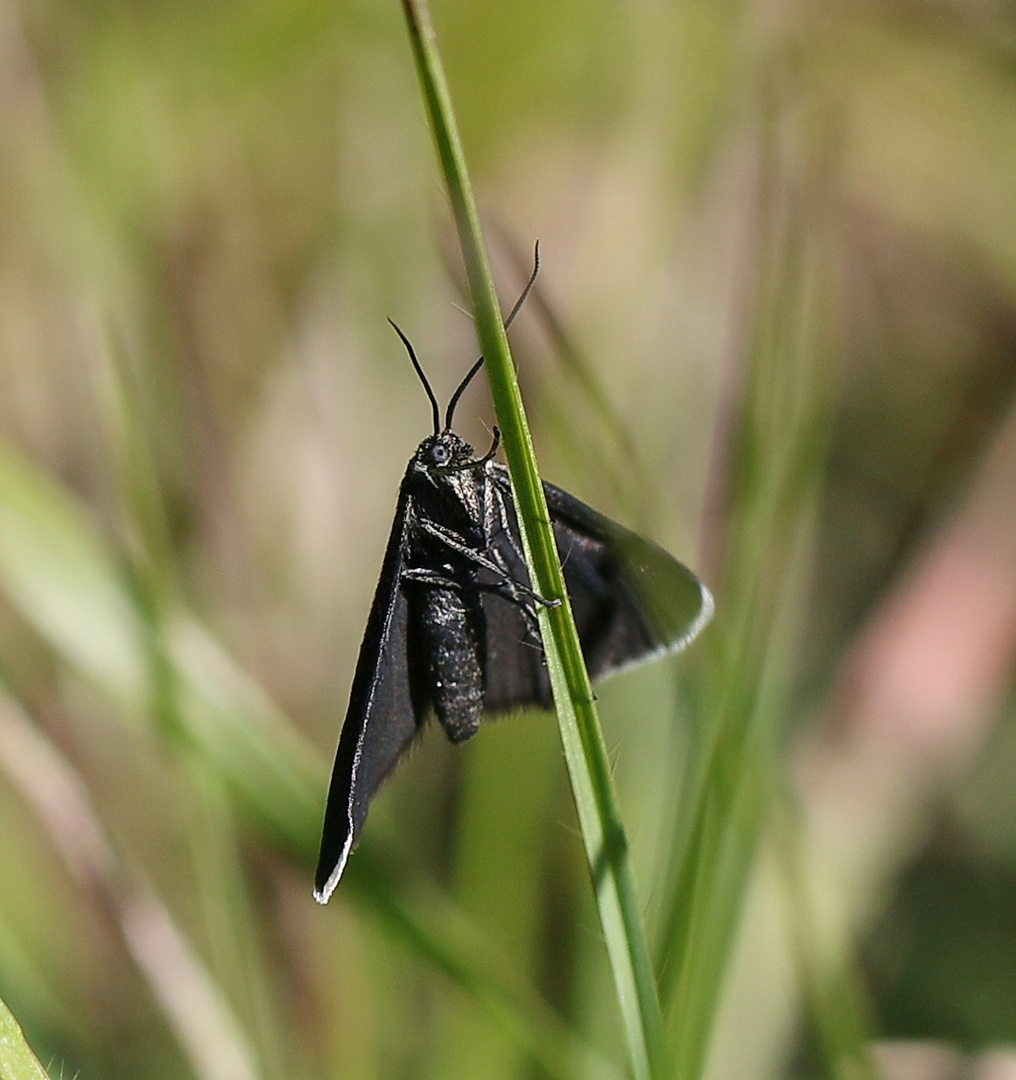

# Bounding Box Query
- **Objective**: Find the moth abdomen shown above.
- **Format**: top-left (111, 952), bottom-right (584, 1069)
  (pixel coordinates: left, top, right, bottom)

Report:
top-left (415, 584), bottom-right (485, 744)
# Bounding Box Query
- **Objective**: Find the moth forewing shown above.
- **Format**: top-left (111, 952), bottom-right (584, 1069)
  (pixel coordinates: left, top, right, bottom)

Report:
top-left (313, 485), bottom-right (421, 903)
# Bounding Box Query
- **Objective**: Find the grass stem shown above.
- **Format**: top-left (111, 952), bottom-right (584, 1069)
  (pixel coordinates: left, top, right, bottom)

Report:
top-left (399, 2), bottom-right (667, 1075)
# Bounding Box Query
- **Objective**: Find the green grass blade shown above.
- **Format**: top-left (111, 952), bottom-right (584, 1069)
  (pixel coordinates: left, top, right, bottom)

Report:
top-left (0, 995), bottom-right (53, 1080)
top-left (772, 800), bottom-right (880, 1080)
top-left (399, 2), bottom-right (666, 1075)
top-left (657, 104), bottom-right (839, 1078)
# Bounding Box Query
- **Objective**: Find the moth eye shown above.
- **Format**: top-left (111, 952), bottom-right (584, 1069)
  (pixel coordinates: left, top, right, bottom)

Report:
top-left (430, 444), bottom-right (450, 465)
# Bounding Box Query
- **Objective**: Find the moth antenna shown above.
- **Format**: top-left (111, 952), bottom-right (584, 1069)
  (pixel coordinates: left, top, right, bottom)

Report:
top-left (476, 425), bottom-right (501, 464)
top-left (388, 318), bottom-right (440, 436)
top-left (444, 355), bottom-right (484, 431)
top-left (443, 241), bottom-right (541, 431)
top-left (504, 240), bottom-right (540, 331)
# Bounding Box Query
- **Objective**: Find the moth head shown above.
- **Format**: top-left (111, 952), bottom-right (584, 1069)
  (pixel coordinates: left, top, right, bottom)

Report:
top-left (414, 431), bottom-right (476, 472)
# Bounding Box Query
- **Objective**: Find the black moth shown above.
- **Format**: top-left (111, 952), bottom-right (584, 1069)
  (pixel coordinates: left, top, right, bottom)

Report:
top-left (314, 270), bottom-right (713, 903)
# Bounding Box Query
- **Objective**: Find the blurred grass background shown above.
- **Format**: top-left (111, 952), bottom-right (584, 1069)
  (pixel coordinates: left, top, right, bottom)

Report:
top-left (0, 0), bottom-right (1015, 1078)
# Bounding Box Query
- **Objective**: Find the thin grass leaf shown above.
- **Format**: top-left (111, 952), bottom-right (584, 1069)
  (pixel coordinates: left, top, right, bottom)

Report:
top-left (0, 434), bottom-right (323, 843)
top-left (97, 327), bottom-right (290, 1077)
top-left (399, 2), bottom-right (667, 1075)
top-left (772, 799), bottom-right (880, 1080)
top-left (0, 995), bottom-right (53, 1080)
top-left (658, 97), bottom-right (840, 1078)
top-left (0, 689), bottom-right (261, 1080)
top-left (0, 439), bottom-right (150, 719)
top-left (368, 868), bottom-right (626, 1080)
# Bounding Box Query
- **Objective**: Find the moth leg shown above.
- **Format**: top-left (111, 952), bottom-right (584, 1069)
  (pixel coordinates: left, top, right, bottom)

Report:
top-left (477, 577), bottom-right (538, 617)
top-left (487, 478), bottom-right (531, 570)
top-left (482, 483), bottom-right (553, 638)
top-left (401, 567), bottom-right (466, 590)
top-left (417, 519), bottom-right (560, 609)
top-left (477, 579), bottom-right (543, 645)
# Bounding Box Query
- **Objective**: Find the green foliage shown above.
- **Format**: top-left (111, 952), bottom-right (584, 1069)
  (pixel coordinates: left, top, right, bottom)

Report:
top-left (1, 1), bottom-right (1015, 1079)
top-left (0, 995), bottom-right (53, 1080)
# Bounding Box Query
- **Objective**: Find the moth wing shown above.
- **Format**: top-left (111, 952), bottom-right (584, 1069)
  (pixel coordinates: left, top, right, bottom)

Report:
top-left (481, 466), bottom-right (713, 713)
top-left (314, 488), bottom-right (423, 903)
top-left (481, 579), bottom-right (554, 711)
top-left (478, 467), bottom-right (554, 711)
